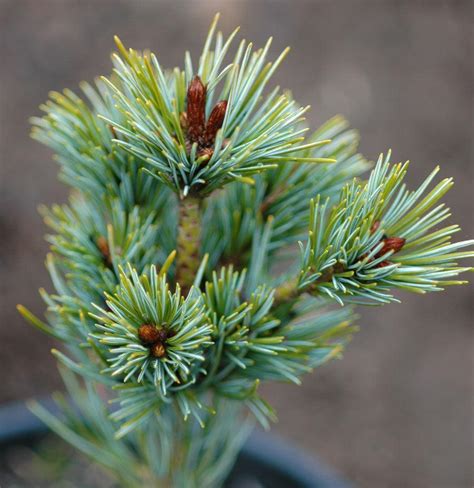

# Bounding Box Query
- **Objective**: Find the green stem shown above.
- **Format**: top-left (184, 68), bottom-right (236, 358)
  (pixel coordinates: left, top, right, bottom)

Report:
top-left (273, 276), bottom-right (299, 304)
top-left (176, 196), bottom-right (202, 294)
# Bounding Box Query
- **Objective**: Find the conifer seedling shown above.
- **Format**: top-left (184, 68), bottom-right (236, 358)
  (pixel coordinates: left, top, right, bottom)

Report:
top-left (19, 14), bottom-right (473, 487)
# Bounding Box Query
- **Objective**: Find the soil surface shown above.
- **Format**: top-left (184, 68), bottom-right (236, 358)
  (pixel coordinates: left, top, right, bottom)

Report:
top-left (1, 1), bottom-right (472, 487)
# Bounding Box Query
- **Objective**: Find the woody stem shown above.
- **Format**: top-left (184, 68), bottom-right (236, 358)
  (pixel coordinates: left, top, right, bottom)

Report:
top-left (176, 196), bottom-right (201, 294)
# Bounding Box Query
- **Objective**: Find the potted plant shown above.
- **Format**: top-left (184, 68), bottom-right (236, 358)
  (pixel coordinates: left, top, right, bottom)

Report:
top-left (17, 13), bottom-right (473, 487)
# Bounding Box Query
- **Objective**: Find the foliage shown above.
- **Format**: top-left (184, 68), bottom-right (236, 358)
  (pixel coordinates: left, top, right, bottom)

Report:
top-left (295, 152), bottom-right (474, 305)
top-left (91, 266), bottom-right (212, 394)
top-left (201, 115), bottom-right (371, 269)
top-left (96, 16), bottom-right (332, 197)
top-left (19, 13), bottom-right (473, 488)
top-left (31, 368), bottom-right (249, 488)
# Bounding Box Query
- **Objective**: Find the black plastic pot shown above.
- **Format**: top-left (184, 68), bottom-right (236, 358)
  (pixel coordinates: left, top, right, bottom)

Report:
top-left (0, 399), bottom-right (351, 488)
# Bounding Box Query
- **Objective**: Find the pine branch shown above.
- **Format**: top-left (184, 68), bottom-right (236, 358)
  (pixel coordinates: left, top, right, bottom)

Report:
top-left (90, 265), bottom-right (212, 395)
top-left (276, 152), bottom-right (474, 305)
top-left (98, 17), bottom-right (329, 197)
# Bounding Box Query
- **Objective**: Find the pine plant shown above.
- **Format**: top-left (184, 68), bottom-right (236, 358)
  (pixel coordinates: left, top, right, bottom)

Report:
top-left (19, 14), bottom-right (473, 487)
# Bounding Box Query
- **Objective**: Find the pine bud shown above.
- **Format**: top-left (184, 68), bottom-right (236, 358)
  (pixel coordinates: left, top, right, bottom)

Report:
top-left (151, 341), bottom-right (166, 358)
top-left (186, 76), bottom-right (206, 142)
top-left (138, 324), bottom-right (160, 345)
top-left (203, 100), bottom-right (227, 144)
top-left (96, 236), bottom-right (111, 265)
top-left (376, 237), bottom-right (405, 257)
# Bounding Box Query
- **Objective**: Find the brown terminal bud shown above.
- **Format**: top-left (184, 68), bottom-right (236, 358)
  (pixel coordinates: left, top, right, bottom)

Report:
top-left (186, 76), bottom-right (206, 143)
top-left (376, 237), bottom-right (406, 258)
top-left (203, 100), bottom-right (228, 144)
top-left (138, 324), bottom-right (160, 345)
top-left (375, 260), bottom-right (392, 268)
top-left (151, 341), bottom-right (166, 358)
top-left (96, 236), bottom-right (111, 265)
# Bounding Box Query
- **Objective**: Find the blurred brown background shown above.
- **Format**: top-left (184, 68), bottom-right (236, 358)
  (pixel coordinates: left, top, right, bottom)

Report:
top-left (0, 0), bottom-right (472, 486)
